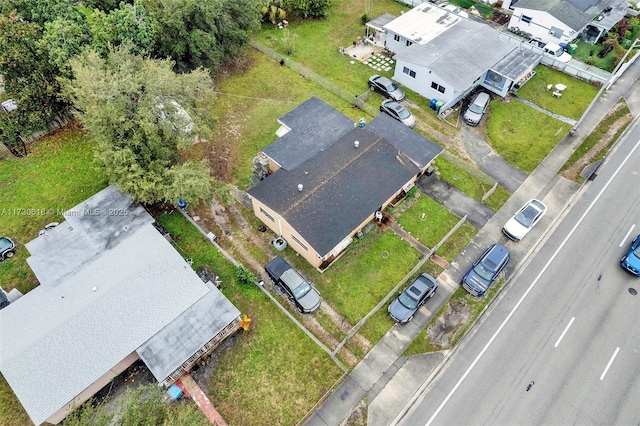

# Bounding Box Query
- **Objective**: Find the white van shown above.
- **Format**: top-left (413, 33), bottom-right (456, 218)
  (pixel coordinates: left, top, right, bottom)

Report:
top-left (542, 42), bottom-right (572, 63)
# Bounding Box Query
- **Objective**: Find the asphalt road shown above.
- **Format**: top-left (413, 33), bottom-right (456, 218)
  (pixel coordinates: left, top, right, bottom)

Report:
top-left (394, 120), bottom-right (640, 425)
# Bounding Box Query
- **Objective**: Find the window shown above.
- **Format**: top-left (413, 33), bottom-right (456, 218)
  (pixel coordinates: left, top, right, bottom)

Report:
top-left (520, 15), bottom-right (532, 24)
top-left (431, 82), bottom-right (445, 94)
top-left (394, 34), bottom-right (400, 42)
top-left (403, 66), bottom-right (416, 78)
top-left (260, 207), bottom-right (275, 222)
top-left (291, 234), bottom-right (308, 251)
top-left (406, 40), bottom-right (412, 47)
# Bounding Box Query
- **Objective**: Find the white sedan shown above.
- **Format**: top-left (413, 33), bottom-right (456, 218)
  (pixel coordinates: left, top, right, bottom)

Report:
top-left (502, 199), bottom-right (547, 241)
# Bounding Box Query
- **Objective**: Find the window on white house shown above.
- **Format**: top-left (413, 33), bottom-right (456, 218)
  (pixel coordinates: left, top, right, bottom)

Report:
top-left (521, 15), bottom-right (532, 24)
top-left (394, 34), bottom-right (400, 42)
top-left (403, 67), bottom-right (416, 78)
top-left (431, 82), bottom-right (445, 94)
top-left (406, 40), bottom-right (412, 47)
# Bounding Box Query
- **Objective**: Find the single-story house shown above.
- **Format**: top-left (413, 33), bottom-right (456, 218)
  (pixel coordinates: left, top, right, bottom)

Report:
top-left (248, 97), bottom-right (443, 271)
top-left (386, 4), bottom-right (541, 114)
top-left (0, 185), bottom-right (241, 425)
top-left (507, 0), bottom-right (630, 45)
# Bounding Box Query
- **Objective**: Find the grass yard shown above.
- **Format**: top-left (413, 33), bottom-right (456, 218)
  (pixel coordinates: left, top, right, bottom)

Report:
top-left (156, 212), bottom-right (344, 426)
top-left (288, 228), bottom-right (420, 325)
top-left (434, 154), bottom-right (511, 211)
top-left (515, 65), bottom-right (599, 120)
top-left (0, 124), bottom-right (107, 295)
top-left (486, 99), bottom-right (569, 173)
top-left (572, 40), bottom-right (619, 72)
top-left (395, 194), bottom-right (468, 248)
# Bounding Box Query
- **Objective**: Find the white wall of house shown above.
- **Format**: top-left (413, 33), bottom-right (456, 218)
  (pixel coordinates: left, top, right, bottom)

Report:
top-left (509, 8), bottom-right (577, 44)
top-left (393, 60), bottom-right (461, 104)
top-left (384, 31), bottom-right (416, 54)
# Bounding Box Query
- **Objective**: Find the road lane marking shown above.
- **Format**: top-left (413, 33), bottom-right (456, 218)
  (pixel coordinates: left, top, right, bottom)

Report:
top-left (600, 347), bottom-right (620, 380)
top-left (419, 136), bottom-right (640, 426)
top-left (554, 317), bottom-right (575, 348)
top-left (620, 224), bottom-right (636, 247)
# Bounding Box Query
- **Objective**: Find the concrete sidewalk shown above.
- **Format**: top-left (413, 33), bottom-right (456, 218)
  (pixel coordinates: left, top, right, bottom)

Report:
top-left (304, 57), bottom-right (640, 426)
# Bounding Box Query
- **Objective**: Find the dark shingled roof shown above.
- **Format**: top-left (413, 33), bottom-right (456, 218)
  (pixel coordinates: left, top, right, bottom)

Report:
top-left (367, 113), bottom-right (443, 169)
top-left (249, 127), bottom-right (421, 256)
top-left (263, 97), bottom-right (355, 171)
top-left (515, 0), bottom-right (613, 31)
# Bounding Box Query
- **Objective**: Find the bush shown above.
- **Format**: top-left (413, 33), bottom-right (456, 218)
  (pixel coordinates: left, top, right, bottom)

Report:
top-left (236, 266), bottom-right (257, 286)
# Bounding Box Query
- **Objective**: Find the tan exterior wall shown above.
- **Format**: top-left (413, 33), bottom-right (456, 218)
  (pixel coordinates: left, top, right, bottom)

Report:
top-left (46, 352), bottom-right (141, 424)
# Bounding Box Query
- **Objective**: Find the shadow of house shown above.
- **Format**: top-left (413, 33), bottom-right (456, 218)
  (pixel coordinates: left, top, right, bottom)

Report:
top-left (247, 97), bottom-right (443, 271)
top-left (0, 186), bottom-right (241, 425)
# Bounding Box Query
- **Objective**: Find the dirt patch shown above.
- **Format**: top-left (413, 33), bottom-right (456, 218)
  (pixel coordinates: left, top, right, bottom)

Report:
top-left (491, 11), bottom-right (510, 26)
top-left (560, 104), bottom-right (632, 180)
top-left (341, 397), bottom-right (367, 426)
top-left (426, 300), bottom-right (471, 349)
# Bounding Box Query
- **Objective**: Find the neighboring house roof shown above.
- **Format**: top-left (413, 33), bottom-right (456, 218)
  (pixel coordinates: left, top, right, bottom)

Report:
top-left (490, 48), bottom-right (543, 81)
top-left (263, 97), bottom-right (354, 171)
top-left (250, 99), bottom-right (442, 257)
top-left (395, 19), bottom-right (516, 93)
top-left (383, 2), bottom-right (462, 44)
top-left (366, 13), bottom-right (397, 31)
top-left (514, 0), bottom-right (615, 31)
top-left (0, 186), bottom-right (238, 425)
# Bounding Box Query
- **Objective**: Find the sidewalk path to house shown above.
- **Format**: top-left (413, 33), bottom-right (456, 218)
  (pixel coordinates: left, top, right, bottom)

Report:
top-left (304, 57), bottom-right (640, 426)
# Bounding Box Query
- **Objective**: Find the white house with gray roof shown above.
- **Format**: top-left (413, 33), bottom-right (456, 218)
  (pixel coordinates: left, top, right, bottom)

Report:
top-left (0, 185), bottom-right (241, 425)
top-left (508, 0), bottom-right (629, 45)
top-left (386, 4), bottom-right (541, 114)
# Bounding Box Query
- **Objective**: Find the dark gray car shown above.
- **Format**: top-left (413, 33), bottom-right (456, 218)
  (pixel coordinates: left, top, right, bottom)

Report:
top-left (265, 256), bottom-right (321, 313)
top-left (388, 273), bottom-right (438, 324)
top-left (462, 244), bottom-right (510, 296)
top-left (369, 75), bottom-right (405, 101)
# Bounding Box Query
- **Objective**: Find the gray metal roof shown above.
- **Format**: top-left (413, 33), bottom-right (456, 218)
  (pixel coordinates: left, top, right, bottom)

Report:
top-left (366, 13), bottom-right (397, 31)
top-left (490, 48), bottom-right (542, 80)
top-left (0, 186), bottom-right (234, 426)
top-left (263, 97), bottom-right (354, 171)
top-left (137, 287), bottom-right (241, 382)
top-left (514, 0), bottom-right (614, 31)
top-left (394, 19), bottom-right (516, 93)
top-left (250, 127), bottom-right (422, 256)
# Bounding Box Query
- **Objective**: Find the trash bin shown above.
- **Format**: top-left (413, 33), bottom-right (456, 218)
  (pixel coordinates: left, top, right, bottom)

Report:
top-left (559, 42), bottom-right (567, 50)
top-left (430, 99), bottom-right (438, 110)
top-left (435, 100), bottom-right (445, 112)
top-left (568, 43), bottom-right (577, 54)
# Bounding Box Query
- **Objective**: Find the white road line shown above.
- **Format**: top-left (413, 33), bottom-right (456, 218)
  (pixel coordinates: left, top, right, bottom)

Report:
top-left (620, 224), bottom-right (636, 247)
top-left (600, 347), bottom-right (620, 381)
top-left (422, 136), bottom-right (640, 426)
top-left (554, 317), bottom-right (575, 348)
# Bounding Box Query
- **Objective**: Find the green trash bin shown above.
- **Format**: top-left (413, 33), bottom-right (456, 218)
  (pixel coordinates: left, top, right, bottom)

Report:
top-left (568, 43), bottom-right (577, 54)
top-left (435, 100), bottom-right (445, 112)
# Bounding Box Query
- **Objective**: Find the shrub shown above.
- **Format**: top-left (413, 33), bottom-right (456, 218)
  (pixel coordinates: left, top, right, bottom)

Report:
top-left (236, 266), bottom-right (257, 286)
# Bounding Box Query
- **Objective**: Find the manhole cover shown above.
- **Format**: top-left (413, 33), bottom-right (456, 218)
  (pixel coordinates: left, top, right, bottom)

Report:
top-left (629, 288), bottom-right (637, 296)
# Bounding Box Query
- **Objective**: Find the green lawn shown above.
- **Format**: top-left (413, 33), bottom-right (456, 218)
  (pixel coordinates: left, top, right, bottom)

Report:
top-left (0, 126), bottom-right (108, 294)
top-left (515, 65), bottom-right (599, 120)
top-left (572, 40), bottom-right (619, 71)
top-left (486, 99), bottom-right (569, 173)
top-left (156, 213), bottom-right (343, 426)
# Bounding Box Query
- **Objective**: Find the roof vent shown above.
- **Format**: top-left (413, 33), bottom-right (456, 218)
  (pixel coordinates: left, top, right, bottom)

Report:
top-left (92, 287), bottom-right (98, 292)
top-left (354, 140), bottom-right (359, 148)
top-left (298, 184), bottom-right (303, 192)
top-left (122, 225), bottom-right (129, 232)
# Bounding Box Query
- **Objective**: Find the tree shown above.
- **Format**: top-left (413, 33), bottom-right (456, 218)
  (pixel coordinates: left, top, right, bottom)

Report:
top-left (38, 17), bottom-right (92, 77)
top-left (0, 14), bottom-right (69, 149)
top-left (144, 0), bottom-right (260, 73)
top-left (62, 46), bottom-right (215, 205)
top-left (91, 0), bottom-right (156, 57)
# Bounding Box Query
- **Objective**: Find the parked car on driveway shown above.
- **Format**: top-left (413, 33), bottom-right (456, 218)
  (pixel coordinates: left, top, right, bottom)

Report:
top-left (388, 273), bottom-right (438, 324)
top-left (620, 234), bottom-right (640, 276)
top-left (380, 99), bottom-right (416, 128)
top-left (502, 199), bottom-right (547, 241)
top-left (542, 42), bottom-right (572, 63)
top-left (0, 237), bottom-right (16, 261)
top-left (265, 256), bottom-right (321, 313)
top-left (462, 244), bottom-right (510, 296)
top-left (462, 92), bottom-right (490, 126)
top-left (368, 75), bottom-right (405, 101)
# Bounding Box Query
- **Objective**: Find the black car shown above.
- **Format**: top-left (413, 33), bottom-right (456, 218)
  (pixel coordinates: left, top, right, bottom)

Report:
top-left (380, 100), bottom-right (416, 128)
top-left (0, 237), bottom-right (16, 260)
top-left (265, 256), bottom-right (321, 313)
top-left (462, 244), bottom-right (510, 296)
top-left (368, 75), bottom-right (405, 101)
top-left (388, 273), bottom-right (438, 324)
